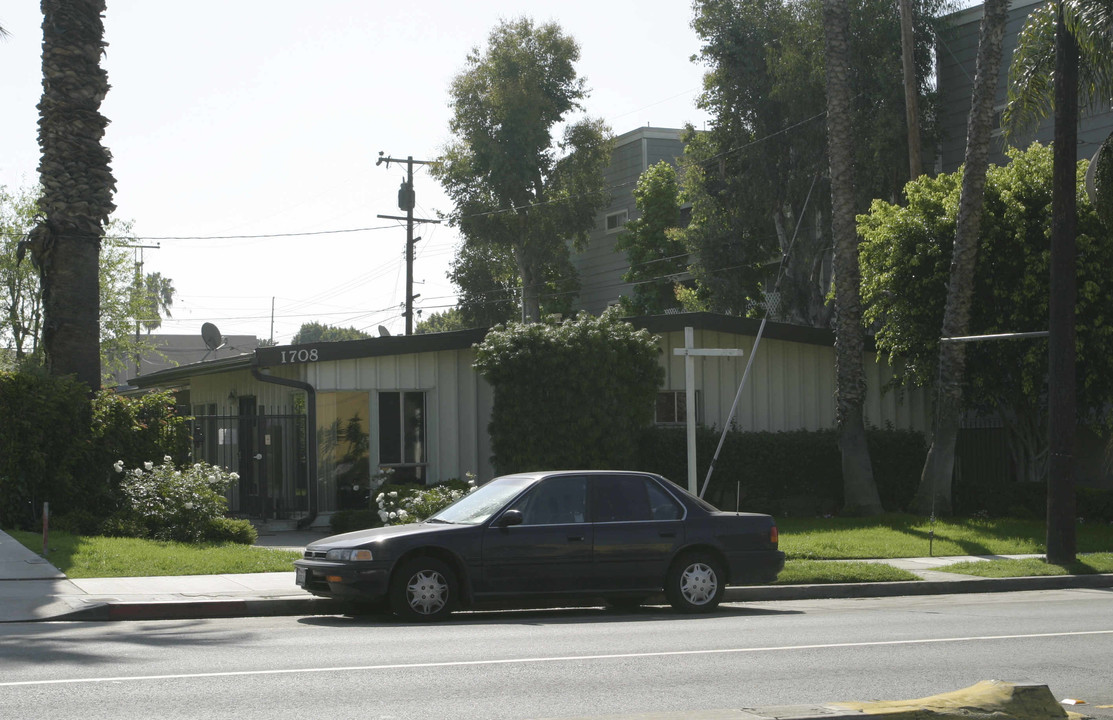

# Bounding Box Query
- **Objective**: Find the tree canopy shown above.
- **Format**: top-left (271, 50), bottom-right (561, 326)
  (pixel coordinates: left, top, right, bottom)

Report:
top-left (679, 0), bottom-right (946, 326)
top-left (614, 161), bottom-right (689, 316)
top-left (2, 185), bottom-right (176, 381)
top-left (290, 322), bottom-right (372, 345)
top-left (433, 17), bottom-right (612, 324)
top-left (859, 143), bottom-right (1113, 484)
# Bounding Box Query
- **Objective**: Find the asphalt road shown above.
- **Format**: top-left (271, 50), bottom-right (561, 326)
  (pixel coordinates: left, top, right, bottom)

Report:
top-left (1, 588), bottom-right (1110, 720)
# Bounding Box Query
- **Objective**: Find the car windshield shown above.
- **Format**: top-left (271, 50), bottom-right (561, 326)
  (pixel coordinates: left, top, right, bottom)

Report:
top-left (426, 476), bottom-right (536, 525)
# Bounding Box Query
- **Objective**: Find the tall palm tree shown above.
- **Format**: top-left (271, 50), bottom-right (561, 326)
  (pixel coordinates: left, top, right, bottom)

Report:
top-left (912, 0), bottom-right (1009, 516)
top-left (26, 0), bottom-right (115, 391)
top-left (1003, 0), bottom-right (1113, 564)
top-left (823, 0), bottom-right (883, 515)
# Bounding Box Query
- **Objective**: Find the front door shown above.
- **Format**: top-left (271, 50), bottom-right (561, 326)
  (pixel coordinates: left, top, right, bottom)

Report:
top-left (481, 475), bottom-right (593, 595)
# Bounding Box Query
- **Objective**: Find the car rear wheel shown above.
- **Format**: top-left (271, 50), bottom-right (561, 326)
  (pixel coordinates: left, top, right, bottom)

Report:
top-left (390, 557), bottom-right (458, 622)
top-left (666, 552), bottom-right (724, 613)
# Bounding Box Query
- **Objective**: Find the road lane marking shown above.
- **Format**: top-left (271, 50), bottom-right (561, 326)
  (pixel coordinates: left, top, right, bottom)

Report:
top-left (2, 629), bottom-right (1111, 687)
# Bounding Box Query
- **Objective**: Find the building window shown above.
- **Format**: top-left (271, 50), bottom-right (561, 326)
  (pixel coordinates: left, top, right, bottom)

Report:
top-left (656, 390), bottom-right (699, 425)
top-left (379, 391), bottom-right (427, 483)
top-left (317, 391), bottom-right (371, 512)
top-left (605, 209), bottom-right (628, 233)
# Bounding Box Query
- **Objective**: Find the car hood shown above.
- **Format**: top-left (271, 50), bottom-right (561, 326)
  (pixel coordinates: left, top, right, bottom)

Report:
top-left (308, 522), bottom-right (463, 549)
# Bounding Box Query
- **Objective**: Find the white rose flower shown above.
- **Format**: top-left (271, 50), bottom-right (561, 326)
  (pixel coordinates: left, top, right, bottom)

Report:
top-left (398, 509), bottom-right (408, 519)
top-left (113, 461), bottom-right (124, 473)
top-left (229, 472), bottom-right (240, 481)
top-left (143, 461), bottom-right (154, 471)
top-left (378, 509), bottom-right (389, 522)
top-left (163, 456), bottom-right (172, 463)
top-left (388, 491), bottom-right (398, 498)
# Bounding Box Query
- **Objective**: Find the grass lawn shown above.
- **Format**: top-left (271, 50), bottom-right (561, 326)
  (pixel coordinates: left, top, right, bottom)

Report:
top-left (8, 515), bottom-right (1112, 581)
top-left (9, 530), bottom-right (300, 579)
top-left (776, 560), bottom-right (917, 584)
top-left (777, 514), bottom-right (1113, 559)
top-left (937, 552), bottom-right (1113, 578)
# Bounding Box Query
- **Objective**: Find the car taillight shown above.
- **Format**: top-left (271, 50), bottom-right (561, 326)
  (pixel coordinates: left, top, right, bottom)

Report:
top-left (770, 525), bottom-right (779, 544)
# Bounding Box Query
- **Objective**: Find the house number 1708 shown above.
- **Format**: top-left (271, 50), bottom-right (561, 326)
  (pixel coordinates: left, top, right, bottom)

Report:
top-left (280, 349), bottom-right (319, 364)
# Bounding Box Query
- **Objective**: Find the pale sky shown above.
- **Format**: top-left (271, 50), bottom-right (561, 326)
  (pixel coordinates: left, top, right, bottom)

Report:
top-left (1, 1), bottom-right (712, 344)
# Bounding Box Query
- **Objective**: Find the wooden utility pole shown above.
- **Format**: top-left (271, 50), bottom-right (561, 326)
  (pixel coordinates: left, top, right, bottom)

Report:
top-left (376, 153), bottom-right (440, 335)
top-left (899, 0), bottom-right (922, 179)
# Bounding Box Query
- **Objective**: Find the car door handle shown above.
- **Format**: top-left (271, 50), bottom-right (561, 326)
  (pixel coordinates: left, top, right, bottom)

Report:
top-left (567, 535), bottom-right (585, 542)
top-left (659, 531), bottom-right (676, 538)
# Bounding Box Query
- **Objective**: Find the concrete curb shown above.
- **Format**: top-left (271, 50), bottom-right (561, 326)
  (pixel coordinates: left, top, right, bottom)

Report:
top-left (724, 572), bottom-right (1113, 602)
top-left (30, 572), bottom-right (1113, 623)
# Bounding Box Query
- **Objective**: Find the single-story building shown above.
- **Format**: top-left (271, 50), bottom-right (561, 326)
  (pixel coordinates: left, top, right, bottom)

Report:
top-left (129, 312), bottom-right (930, 526)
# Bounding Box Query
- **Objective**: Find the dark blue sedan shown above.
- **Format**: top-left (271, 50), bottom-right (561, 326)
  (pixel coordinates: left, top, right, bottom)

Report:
top-left (294, 470), bottom-right (784, 621)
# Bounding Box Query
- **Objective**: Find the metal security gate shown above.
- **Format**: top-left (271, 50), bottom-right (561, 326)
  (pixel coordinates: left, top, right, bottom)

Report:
top-left (191, 406), bottom-right (308, 520)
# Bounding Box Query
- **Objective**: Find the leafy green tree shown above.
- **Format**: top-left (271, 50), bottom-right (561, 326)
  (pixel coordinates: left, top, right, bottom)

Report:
top-left (683, 0), bottom-right (946, 326)
top-left (1, 186), bottom-right (43, 365)
top-left (474, 308), bottom-right (663, 474)
top-left (3, 187), bottom-right (176, 380)
top-left (860, 143), bottom-right (1113, 493)
top-left (615, 161), bottom-right (689, 315)
top-left (433, 17), bottom-right (612, 323)
top-left (415, 308), bottom-right (471, 334)
top-left (914, 0), bottom-right (1009, 516)
top-left (290, 322), bottom-right (372, 345)
top-left (823, 0), bottom-right (882, 516)
top-left (24, 0), bottom-right (116, 391)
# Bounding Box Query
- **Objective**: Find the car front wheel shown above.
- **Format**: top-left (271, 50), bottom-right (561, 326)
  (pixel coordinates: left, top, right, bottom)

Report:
top-left (390, 557), bottom-right (458, 622)
top-left (666, 552), bottom-right (725, 613)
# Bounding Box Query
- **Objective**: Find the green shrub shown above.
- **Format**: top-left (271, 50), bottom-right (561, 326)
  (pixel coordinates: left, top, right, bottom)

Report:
top-left (0, 369), bottom-right (91, 529)
top-left (50, 510), bottom-right (103, 536)
top-left (115, 457), bottom-right (239, 542)
top-left (633, 425), bottom-right (927, 515)
top-left (330, 509), bottom-right (381, 534)
top-left (1078, 486), bottom-right (1113, 522)
top-left (475, 309), bottom-right (663, 474)
top-left (204, 517), bottom-right (258, 544)
top-left (376, 479), bottom-right (477, 525)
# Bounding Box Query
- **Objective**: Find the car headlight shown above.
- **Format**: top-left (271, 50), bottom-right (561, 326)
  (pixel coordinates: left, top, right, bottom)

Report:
top-left (325, 548), bottom-right (374, 561)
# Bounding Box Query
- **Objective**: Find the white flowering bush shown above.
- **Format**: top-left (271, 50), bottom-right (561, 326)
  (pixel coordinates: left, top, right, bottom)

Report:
top-left (115, 456), bottom-right (240, 542)
top-left (376, 475), bottom-right (477, 526)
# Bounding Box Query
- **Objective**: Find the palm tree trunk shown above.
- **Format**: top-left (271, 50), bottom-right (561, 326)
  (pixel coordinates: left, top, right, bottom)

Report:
top-left (1046, 2), bottom-right (1078, 564)
top-left (823, 0), bottom-right (883, 516)
top-left (912, 0), bottom-right (1008, 516)
top-left (32, 0), bottom-right (115, 391)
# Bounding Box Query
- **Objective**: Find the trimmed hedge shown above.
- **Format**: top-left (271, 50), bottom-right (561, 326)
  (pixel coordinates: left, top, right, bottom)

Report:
top-left (0, 370), bottom-right (92, 528)
top-left (632, 425), bottom-right (927, 516)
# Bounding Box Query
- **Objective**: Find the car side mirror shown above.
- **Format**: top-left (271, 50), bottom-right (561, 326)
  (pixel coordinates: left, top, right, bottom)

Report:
top-left (496, 509), bottom-right (523, 528)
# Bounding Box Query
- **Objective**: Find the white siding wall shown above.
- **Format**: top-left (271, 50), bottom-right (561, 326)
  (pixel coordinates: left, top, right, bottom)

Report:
top-left (306, 348), bottom-right (494, 482)
top-left (657, 329), bottom-right (930, 433)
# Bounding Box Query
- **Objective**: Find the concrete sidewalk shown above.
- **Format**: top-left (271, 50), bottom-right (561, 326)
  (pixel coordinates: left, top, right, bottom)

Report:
top-left (2, 527), bottom-right (1112, 623)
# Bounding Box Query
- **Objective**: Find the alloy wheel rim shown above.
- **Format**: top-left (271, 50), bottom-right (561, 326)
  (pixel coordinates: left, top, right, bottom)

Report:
top-left (680, 562), bottom-right (717, 605)
top-left (407, 570), bottom-right (448, 614)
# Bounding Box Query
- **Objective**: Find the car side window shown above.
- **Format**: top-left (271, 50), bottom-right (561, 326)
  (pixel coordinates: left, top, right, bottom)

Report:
top-left (508, 476), bottom-right (587, 525)
top-left (593, 475), bottom-right (652, 522)
top-left (646, 479), bottom-right (683, 520)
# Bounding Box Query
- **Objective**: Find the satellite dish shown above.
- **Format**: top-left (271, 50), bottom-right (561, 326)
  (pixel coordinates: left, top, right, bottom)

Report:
top-left (378, 325), bottom-right (391, 337)
top-left (201, 322), bottom-right (226, 361)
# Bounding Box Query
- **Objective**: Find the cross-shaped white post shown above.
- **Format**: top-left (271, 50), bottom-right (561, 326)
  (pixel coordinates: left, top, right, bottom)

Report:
top-left (672, 327), bottom-right (744, 495)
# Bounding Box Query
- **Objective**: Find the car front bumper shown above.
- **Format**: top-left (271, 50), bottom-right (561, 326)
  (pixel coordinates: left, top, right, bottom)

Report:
top-left (294, 559), bottom-right (391, 601)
